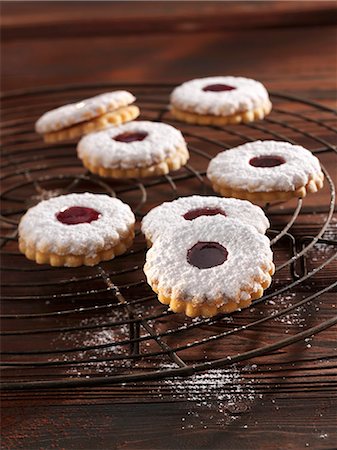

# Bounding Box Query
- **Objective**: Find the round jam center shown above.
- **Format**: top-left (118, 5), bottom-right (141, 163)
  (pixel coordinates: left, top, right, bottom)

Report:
top-left (183, 207), bottom-right (226, 221)
top-left (249, 155), bottom-right (286, 168)
top-left (203, 84), bottom-right (236, 92)
top-left (114, 131), bottom-right (148, 143)
top-left (56, 206), bottom-right (101, 225)
top-left (187, 241), bottom-right (228, 269)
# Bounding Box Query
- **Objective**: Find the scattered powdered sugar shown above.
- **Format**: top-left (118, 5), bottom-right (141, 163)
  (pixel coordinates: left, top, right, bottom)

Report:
top-left (267, 293), bottom-right (307, 328)
top-left (312, 426), bottom-right (330, 441)
top-left (29, 189), bottom-right (64, 204)
top-left (311, 222), bottom-right (337, 261)
top-left (54, 312), bottom-right (129, 376)
top-left (304, 337), bottom-right (313, 349)
top-left (160, 363), bottom-right (260, 429)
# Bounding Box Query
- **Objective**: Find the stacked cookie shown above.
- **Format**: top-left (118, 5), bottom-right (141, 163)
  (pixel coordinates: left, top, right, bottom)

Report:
top-left (142, 196), bottom-right (274, 318)
top-left (35, 91), bottom-right (140, 143)
top-left (35, 90), bottom-right (190, 178)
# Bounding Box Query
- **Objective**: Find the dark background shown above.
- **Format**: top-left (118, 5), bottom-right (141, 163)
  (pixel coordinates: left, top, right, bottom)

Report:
top-left (1, 0), bottom-right (336, 107)
top-left (1, 2), bottom-right (337, 449)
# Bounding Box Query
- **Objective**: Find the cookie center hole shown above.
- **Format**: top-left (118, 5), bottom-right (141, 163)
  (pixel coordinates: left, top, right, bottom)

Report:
top-left (56, 206), bottom-right (101, 225)
top-left (114, 131), bottom-right (148, 143)
top-left (187, 241), bottom-right (228, 269)
top-left (203, 84), bottom-right (236, 92)
top-left (249, 155), bottom-right (286, 168)
top-left (183, 207), bottom-right (226, 221)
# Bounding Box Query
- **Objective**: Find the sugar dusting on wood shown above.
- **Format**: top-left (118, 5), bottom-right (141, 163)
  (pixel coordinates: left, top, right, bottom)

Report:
top-left (267, 293), bottom-right (306, 328)
top-left (160, 363), bottom-right (260, 429)
top-left (55, 311), bottom-right (129, 376)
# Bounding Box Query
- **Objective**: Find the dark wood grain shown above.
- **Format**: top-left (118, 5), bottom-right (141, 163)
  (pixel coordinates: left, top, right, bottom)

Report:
top-left (1, 25), bottom-right (336, 110)
top-left (1, 2), bottom-right (337, 449)
top-left (2, 1), bottom-right (337, 41)
top-left (2, 395), bottom-right (337, 450)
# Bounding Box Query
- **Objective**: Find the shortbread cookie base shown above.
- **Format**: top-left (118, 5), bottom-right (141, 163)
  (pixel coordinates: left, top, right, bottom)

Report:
top-left (18, 229), bottom-right (135, 267)
top-left (81, 145), bottom-right (190, 179)
top-left (43, 105), bottom-right (140, 143)
top-left (170, 101), bottom-right (272, 126)
top-left (151, 265), bottom-right (274, 318)
top-left (210, 171), bottom-right (324, 202)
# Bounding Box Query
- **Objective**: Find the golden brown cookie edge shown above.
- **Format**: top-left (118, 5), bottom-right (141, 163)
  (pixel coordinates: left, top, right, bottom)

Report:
top-left (43, 105), bottom-right (140, 143)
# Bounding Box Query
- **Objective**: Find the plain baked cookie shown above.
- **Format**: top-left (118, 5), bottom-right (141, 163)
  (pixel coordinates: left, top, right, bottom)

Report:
top-left (170, 76), bottom-right (272, 125)
top-left (77, 121), bottom-right (189, 178)
top-left (141, 195), bottom-right (269, 245)
top-left (144, 216), bottom-right (274, 318)
top-left (18, 193), bottom-right (135, 267)
top-left (207, 140), bottom-right (324, 202)
top-left (35, 91), bottom-right (140, 143)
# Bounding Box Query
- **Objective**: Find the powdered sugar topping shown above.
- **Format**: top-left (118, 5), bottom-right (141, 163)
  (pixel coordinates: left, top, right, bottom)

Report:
top-left (144, 216), bottom-right (273, 304)
top-left (142, 195), bottom-right (270, 243)
top-left (35, 91), bottom-right (136, 133)
top-left (18, 193), bottom-right (135, 256)
top-left (77, 121), bottom-right (187, 169)
top-left (170, 77), bottom-right (270, 116)
top-left (207, 140), bottom-right (323, 192)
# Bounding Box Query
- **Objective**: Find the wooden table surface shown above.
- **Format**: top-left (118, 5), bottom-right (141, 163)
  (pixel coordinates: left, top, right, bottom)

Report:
top-left (1, 2), bottom-right (337, 449)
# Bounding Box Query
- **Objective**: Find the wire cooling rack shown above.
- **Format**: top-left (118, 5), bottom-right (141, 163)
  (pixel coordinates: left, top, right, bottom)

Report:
top-left (1, 83), bottom-right (337, 390)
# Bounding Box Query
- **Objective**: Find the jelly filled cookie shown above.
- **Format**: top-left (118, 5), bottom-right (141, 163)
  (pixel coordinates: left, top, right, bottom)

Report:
top-left (207, 140), bottom-right (324, 203)
top-left (170, 76), bottom-right (272, 125)
top-left (142, 195), bottom-right (269, 245)
top-left (144, 216), bottom-right (274, 318)
top-left (77, 121), bottom-right (189, 178)
top-left (18, 193), bottom-right (135, 267)
top-left (35, 91), bottom-right (140, 143)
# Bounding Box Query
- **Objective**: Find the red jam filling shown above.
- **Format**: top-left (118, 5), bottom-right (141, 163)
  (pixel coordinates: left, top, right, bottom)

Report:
top-left (203, 84), bottom-right (236, 92)
top-left (249, 155), bottom-right (286, 168)
top-left (114, 131), bottom-right (148, 143)
top-left (183, 207), bottom-right (226, 221)
top-left (187, 241), bottom-right (228, 269)
top-left (56, 206), bottom-right (101, 225)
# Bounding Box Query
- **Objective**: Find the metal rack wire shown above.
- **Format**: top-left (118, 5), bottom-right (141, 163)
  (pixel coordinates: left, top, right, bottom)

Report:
top-left (1, 83), bottom-right (336, 390)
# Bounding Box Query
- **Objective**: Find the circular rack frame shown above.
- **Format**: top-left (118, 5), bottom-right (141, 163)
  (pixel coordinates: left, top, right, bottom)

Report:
top-left (0, 83), bottom-right (337, 390)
